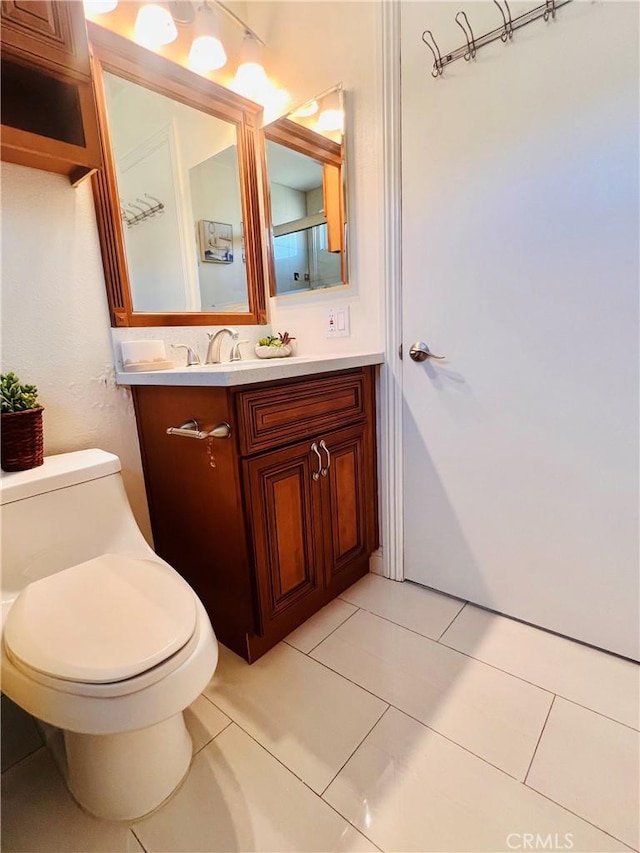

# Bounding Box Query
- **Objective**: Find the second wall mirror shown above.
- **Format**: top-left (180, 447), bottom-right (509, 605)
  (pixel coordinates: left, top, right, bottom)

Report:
top-left (89, 23), bottom-right (269, 327)
top-left (264, 86), bottom-right (348, 295)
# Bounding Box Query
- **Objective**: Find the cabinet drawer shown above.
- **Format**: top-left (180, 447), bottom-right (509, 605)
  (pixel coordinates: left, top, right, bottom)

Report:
top-left (235, 370), bottom-right (368, 456)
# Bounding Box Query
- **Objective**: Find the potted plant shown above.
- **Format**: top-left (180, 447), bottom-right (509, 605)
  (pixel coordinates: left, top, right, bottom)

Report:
top-left (1, 372), bottom-right (44, 471)
top-left (255, 331), bottom-right (296, 359)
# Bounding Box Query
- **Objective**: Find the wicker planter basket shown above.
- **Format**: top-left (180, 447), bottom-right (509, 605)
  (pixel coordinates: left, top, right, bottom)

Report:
top-left (1, 406), bottom-right (44, 472)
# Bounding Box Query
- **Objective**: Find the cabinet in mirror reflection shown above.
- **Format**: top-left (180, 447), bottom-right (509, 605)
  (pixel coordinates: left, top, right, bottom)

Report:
top-left (89, 23), bottom-right (268, 327)
top-left (265, 86), bottom-right (348, 295)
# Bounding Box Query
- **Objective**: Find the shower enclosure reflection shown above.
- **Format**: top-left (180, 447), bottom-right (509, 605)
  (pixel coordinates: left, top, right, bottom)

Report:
top-left (265, 86), bottom-right (347, 294)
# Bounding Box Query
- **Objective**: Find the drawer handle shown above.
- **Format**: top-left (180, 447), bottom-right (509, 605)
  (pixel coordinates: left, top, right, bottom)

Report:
top-left (319, 440), bottom-right (331, 477)
top-left (166, 419), bottom-right (231, 440)
top-left (311, 442), bottom-right (322, 481)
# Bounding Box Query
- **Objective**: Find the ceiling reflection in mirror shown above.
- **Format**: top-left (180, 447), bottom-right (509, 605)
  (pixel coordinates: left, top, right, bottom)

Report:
top-left (103, 71), bottom-right (249, 313)
top-left (265, 86), bottom-right (347, 295)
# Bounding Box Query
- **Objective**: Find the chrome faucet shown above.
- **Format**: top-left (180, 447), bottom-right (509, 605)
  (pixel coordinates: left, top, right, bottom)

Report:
top-left (205, 328), bottom-right (239, 364)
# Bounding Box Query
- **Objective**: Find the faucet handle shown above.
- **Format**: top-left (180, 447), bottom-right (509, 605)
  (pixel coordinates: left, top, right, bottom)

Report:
top-left (171, 344), bottom-right (201, 367)
top-left (230, 340), bottom-right (249, 362)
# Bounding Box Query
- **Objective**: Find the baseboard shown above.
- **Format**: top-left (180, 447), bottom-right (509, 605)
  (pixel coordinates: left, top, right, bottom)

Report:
top-left (369, 548), bottom-right (384, 576)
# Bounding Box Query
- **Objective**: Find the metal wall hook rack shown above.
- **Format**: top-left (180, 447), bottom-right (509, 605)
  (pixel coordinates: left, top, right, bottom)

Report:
top-left (455, 11), bottom-right (477, 61)
top-left (119, 193), bottom-right (165, 228)
top-left (422, 0), bottom-right (572, 78)
top-left (421, 30), bottom-right (444, 78)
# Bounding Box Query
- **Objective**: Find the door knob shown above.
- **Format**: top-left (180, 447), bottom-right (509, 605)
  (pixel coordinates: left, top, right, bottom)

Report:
top-left (409, 342), bottom-right (445, 362)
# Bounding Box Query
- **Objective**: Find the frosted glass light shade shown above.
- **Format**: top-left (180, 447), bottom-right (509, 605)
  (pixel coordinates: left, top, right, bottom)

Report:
top-left (189, 35), bottom-right (227, 72)
top-left (134, 4), bottom-right (178, 49)
top-left (317, 109), bottom-right (344, 133)
top-left (83, 0), bottom-right (118, 13)
top-left (233, 61), bottom-right (269, 98)
top-left (291, 100), bottom-right (319, 119)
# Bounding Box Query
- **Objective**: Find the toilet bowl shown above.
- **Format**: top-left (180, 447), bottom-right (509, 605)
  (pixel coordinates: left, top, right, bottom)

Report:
top-left (0, 449), bottom-right (219, 820)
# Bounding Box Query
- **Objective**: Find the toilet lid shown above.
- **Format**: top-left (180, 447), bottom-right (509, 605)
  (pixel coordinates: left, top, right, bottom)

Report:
top-left (3, 554), bottom-right (197, 684)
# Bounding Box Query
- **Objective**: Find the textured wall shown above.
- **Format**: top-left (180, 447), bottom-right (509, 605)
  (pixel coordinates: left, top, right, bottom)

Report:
top-left (0, 162), bottom-right (152, 542)
top-left (247, 0), bottom-right (385, 355)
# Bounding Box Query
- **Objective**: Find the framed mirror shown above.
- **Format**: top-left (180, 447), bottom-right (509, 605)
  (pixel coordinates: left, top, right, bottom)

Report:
top-left (264, 86), bottom-right (347, 295)
top-left (88, 23), bottom-right (268, 326)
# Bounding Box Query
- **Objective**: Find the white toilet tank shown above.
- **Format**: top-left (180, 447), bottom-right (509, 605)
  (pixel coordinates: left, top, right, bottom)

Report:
top-left (1, 450), bottom-right (154, 610)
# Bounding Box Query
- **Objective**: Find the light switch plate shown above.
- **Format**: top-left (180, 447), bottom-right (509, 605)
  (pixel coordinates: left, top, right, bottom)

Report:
top-left (326, 306), bottom-right (350, 338)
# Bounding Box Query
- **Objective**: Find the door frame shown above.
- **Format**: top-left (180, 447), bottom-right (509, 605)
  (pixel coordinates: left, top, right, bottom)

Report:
top-left (379, 0), bottom-right (404, 582)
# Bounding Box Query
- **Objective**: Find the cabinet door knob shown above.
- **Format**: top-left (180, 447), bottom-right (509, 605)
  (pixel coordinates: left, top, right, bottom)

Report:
top-left (310, 442), bottom-right (322, 481)
top-left (319, 440), bottom-right (331, 476)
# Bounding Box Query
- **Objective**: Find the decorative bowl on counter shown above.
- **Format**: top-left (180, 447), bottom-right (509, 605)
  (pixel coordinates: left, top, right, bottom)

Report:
top-left (255, 332), bottom-right (296, 359)
top-left (255, 344), bottom-right (292, 359)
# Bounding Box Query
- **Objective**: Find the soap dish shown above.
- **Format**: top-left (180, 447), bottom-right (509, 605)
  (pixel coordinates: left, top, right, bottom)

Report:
top-left (122, 360), bottom-right (175, 373)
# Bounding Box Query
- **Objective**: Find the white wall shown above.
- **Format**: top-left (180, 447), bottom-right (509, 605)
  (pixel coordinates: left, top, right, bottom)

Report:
top-left (0, 163), bottom-right (152, 543)
top-left (247, 0), bottom-right (385, 354)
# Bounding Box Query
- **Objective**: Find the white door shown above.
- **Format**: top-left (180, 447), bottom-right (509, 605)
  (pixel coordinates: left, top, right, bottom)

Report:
top-left (400, 1), bottom-right (639, 659)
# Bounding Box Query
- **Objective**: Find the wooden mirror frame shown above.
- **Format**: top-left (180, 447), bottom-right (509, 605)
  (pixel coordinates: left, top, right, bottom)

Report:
top-left (263, 115), bottom-right (346, 296)
top-left (88, 23), bottom-right (268, 327)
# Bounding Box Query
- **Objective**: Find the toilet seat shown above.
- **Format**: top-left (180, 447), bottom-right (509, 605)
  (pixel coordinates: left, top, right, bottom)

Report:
top-left (4, 554), bottom-right (197, 686)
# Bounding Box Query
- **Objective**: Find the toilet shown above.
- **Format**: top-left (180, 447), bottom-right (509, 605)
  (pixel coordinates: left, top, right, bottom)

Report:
top-left (0, 449), bottom-right (218, 821)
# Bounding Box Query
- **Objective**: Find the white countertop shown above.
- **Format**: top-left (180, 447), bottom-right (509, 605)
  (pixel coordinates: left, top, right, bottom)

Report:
top-left (115, 351), bottom-right (384, 387)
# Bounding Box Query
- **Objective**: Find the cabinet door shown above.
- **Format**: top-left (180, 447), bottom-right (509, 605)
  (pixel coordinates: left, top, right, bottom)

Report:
top-left (1, 1), bottom-right (90, 76)
top-left (244, 441), bottom-right (325, 638)
top-left (321, 423), bottom-right (373, 586)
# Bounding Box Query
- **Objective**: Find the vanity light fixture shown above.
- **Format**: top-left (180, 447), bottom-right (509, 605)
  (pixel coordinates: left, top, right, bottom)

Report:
top-left (133, 3), bottom-right (178, 49)
top-left (82, 0), bottom-right (118, 13)
top-left (188, 2), bottom-right (227, 73)
top-left (86, 0), bottom-right (287, 112)
top-left (231, 31), bottom-right (289, 115)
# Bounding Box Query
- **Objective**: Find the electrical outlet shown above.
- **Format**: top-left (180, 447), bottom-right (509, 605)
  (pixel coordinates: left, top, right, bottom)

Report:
top-left (326, 306), bottom-right (350, 338)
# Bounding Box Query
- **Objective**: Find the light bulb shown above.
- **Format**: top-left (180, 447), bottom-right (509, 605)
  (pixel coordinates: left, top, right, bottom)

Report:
top-left (83, 0), bottom-right (118, 13)
top-left (317, 109), bottom-right (344, 133)
top-left (133, 4), bottom-right (178, 49)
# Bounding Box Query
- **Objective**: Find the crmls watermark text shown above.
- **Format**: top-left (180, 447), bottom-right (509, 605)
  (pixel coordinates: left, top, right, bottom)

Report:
top-left (506, 833), bottom-right (574, 850)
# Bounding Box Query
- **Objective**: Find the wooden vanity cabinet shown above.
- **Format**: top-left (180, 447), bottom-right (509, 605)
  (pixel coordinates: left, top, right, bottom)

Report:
top-left (133, 367), bottom-right (378, 662)
top-left (1, 1), bottom-right (102, 184)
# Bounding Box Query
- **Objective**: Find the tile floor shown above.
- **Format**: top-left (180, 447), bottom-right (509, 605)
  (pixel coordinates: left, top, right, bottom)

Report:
top-left (2, 574), bottom-right (639, 853)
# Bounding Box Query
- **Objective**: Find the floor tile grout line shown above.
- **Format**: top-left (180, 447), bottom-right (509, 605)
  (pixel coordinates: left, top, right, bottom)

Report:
top-left (312, 605), bottom-right (558, 703)
top-left (523, 693), bottom-right (556, 784)
top-left (523, 782), bottom-right (638, 852)
top-left (436, 600), bottom-right (468, 642)
top-left (436, 637), bottom-right (640, 733)
top-left (213, 679), bottom-right (636, 853)
top-left (348, 579), bottom-right (640, 722)
top-left (208, 716), bottom-right (385, 852)
top-left (0, 743), bottom-right (46, 776)
top-left (305, 653), bottom-right (528, 784)
top-left (130, 827), bottom-right (148, 852)
top-left (209, 638), bottom-right (639, 734)
top-left (337, 601), bottom-right (471, 648)
top-left (282, 605), bottom-right (361, 657)
top-left (192, 719), bottom-right (234, 757)
top-left (306, 605), bottom-right (361, 655)
top-left (320, 703), bottom-right (391, 798)
top-left (559, 696), bottom-right (640, 734)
